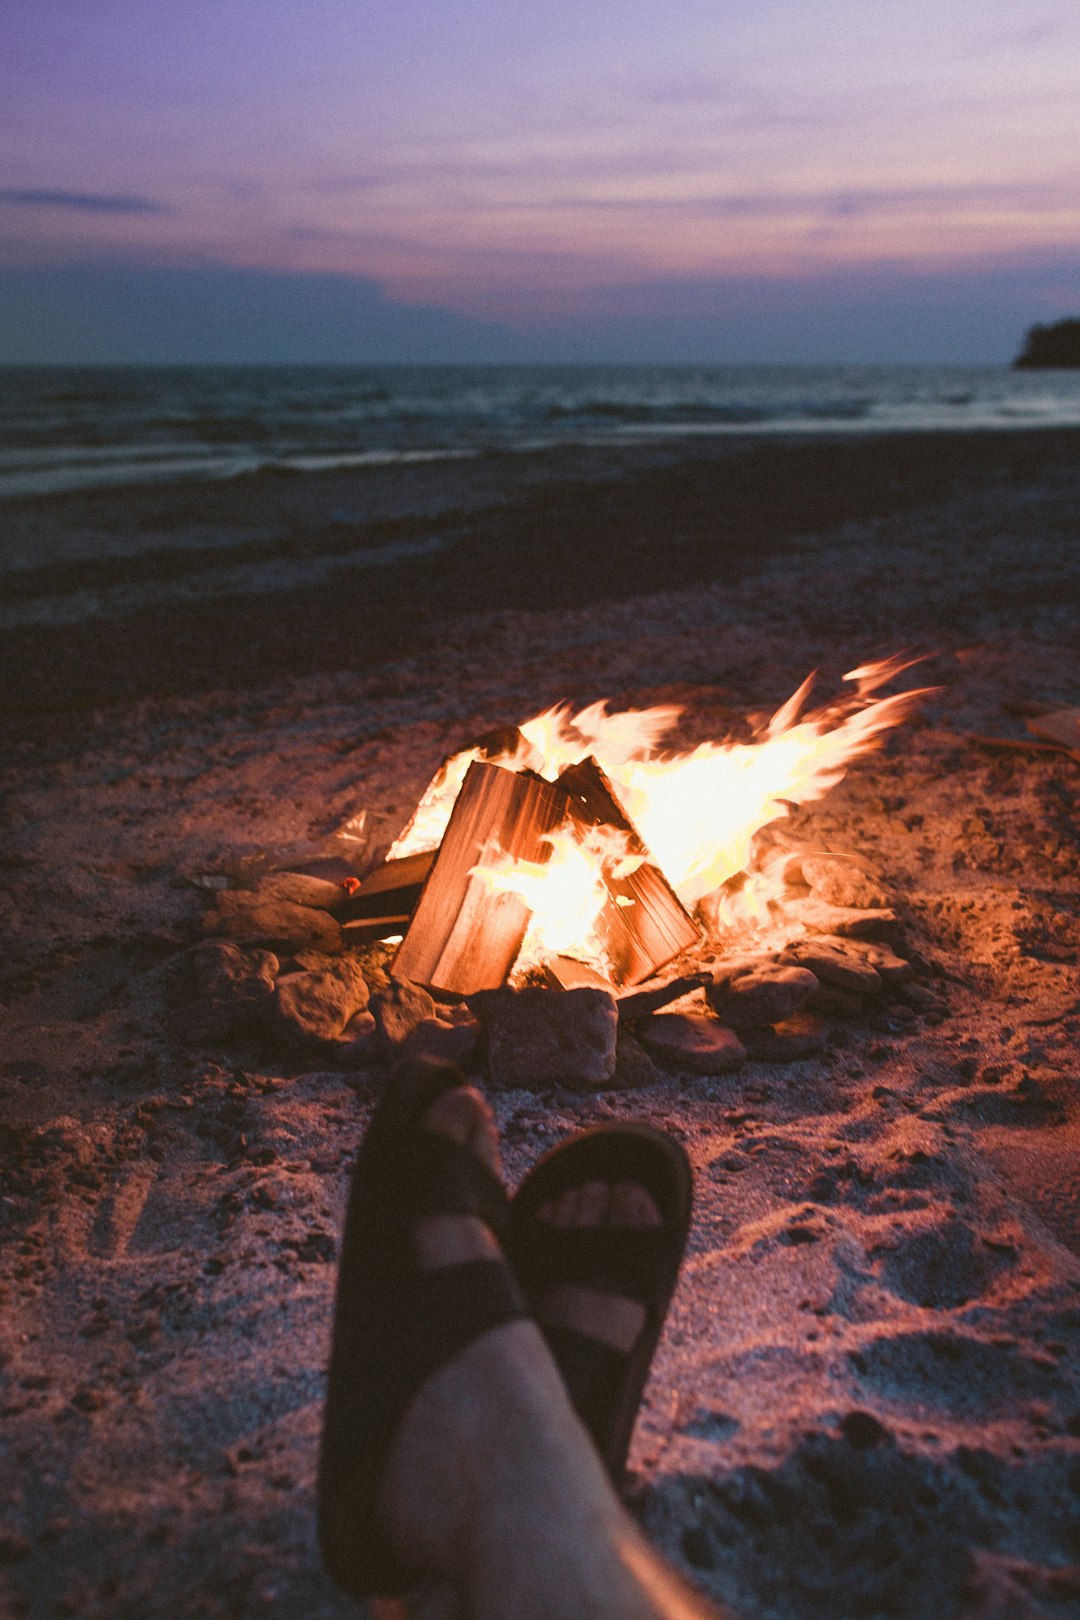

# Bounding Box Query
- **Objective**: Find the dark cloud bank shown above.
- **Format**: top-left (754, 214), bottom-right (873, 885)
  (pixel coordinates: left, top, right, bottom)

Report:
top-left (0, 189), bottom-right (169, 215)
top-left (0, 257), bottom-right (1074, 364)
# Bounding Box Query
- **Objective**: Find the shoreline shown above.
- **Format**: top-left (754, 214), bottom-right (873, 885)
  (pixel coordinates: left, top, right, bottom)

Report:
top-left (4, 424), bottom-right (1080, 726)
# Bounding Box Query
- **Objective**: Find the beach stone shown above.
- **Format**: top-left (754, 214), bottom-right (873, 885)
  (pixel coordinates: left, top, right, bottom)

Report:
top-left (187, 942), bottom-right (278, 1040)
top-left (371, 980), bottom-right (437, 1053)
top-left (616, 973), bottom-right (711, 1023)
top-left (851, 942), bottom-right (913, 986)
top-left (203, 893), bottom-right (343, 955)
top-left (807, 983), bottom-right (866, 1019)
top-left (897, 980), bottom-right (949, 1018)
top-left (271, 956), bottom-right (370, 1044)
top-left (707, 964), bottom-right (819, 1030)
top-left (290, 949), bottom-right (344, 974)
top-left (795, 898), bottom-right (904, 946)
top-left (706, 951), bottom-right (782, 981)
top-left (475, 987), bottom-right (617, 1089)
top-left (252, 872), bottom-right (345, 911)
top-left (403, 1014), bottom-right (480, 1067)
top-left (330, 1010), bottom-right (379, 1067)
top-left (799, 853), bottom-right (890, 910)
top-left (609, 1028), bottom-right (660, 1089)
top-left (742, 1013), bottom-right (829, 1062)
top-left (782, 941), bottom-right (881, 996)
top-left (638, 1013), bottom-right (746, 1074)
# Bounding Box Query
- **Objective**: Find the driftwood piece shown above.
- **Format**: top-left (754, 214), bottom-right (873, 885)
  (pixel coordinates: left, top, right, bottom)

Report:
top-left (341, 913), bottom-right (414, 941)
top-left (339, 850), bottom-right (435, 924)
top-left (558, 757), bottom-right (700, 987)
top-left (615, 972), bottom-right (711, 1023)
top-left (392, 761), bottom-right (570, 996)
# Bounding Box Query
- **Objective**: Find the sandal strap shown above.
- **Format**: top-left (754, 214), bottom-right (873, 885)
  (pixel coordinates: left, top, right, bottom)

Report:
top-left (515, 1219), bottom-right (670, 1301)
top-left (388, 1258), bottom-right (527, 1400)
top-left (542, 1323), bottom-right (628, 1460)
top-left (392, 1129), bottom-right (510, 1235)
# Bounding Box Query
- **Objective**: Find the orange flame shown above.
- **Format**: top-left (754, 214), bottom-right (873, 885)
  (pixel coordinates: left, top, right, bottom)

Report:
top-left (469, 821), bottom-right (645, 974)
top-left (389, 656), bottom-right (934, 962)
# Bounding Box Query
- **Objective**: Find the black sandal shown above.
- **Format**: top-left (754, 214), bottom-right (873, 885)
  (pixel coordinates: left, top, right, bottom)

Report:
top-left (317, 1056), bottom-right (527, 1601)
top-left (508, 1123), bottom-right (693, 1485)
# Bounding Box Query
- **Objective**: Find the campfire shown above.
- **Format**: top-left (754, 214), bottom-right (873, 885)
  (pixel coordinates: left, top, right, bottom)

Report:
top-left (341, 657), bottom-right (931, 998)
top-left (196, 654), bottom-right (937, 1087)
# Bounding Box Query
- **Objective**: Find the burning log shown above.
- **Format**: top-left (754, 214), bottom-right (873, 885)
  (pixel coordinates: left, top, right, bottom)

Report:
top-left (392, 761), bottom-right (570, 996)
top-left (389, 725), bottom-right (533, 857)
top-left (373, 666), bottom-right (927, 994)
top-left (558, 757), bottom-right (700, 985)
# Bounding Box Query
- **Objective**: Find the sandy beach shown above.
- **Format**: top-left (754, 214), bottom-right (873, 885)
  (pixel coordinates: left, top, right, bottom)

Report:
top-left (2, 428), bottom-right (1079, 1619)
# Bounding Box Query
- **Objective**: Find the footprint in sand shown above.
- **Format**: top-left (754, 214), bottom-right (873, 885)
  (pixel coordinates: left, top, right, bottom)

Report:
top-left (876, 1213), bottom-right (1016, 1310)
top-left (849, 1330), bottom-right (1062, 1417)
top-left (87, 1159), bottom-right (162, 1258)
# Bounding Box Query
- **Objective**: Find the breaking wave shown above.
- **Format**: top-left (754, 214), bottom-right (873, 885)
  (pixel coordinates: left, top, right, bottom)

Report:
top-left (4, 362), bottom-right (1080, 499)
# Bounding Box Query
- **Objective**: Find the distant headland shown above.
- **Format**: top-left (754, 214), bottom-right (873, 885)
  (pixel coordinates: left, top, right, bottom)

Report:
top-left (1013, 318), bottom-right (1080, 368)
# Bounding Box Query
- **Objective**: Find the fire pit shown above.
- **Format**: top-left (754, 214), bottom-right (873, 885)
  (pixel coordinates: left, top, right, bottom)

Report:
top-left (343, 657), bottom-right (927, 988)
top-left (197, 659), bottom-right (934, 1083)
top-left (195, 657), bottom-right (932, 1087)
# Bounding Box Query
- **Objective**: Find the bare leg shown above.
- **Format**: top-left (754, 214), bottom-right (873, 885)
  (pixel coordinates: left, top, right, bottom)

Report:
top-left (375, 1089), bottom-right (730, 1620)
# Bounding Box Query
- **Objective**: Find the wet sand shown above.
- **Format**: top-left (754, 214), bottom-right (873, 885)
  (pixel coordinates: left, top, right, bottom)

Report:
top-left (3, 427), bottom-right (1079, 719)
top-left (1, 429), bottom-right (1079, 1619)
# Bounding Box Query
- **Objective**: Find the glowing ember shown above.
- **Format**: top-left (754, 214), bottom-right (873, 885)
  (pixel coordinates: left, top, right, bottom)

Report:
top-left (388, 655), bottom-right (933, 971)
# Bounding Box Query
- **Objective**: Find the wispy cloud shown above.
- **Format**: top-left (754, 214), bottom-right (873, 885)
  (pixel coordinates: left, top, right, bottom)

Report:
top-left (427, 174), bottom-right (1080, 222)
top-left (965, 11), bottom-right (1073, 56)
top-left (0, 188), bottom-right (169, 215)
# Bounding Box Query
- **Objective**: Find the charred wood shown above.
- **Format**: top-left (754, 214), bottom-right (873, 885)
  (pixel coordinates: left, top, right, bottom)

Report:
top-left (543, 955), bottom-right (614, 992)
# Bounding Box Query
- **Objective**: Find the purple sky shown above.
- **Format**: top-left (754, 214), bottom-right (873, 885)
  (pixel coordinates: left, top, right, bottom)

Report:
top-left (2, 1), bottom-right (1079, 362)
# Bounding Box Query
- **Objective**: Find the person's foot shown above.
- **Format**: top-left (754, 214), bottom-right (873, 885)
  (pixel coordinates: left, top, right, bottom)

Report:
top-left (507, 1124), bottom-right (694, 1490)
top-left (410, 1083), bottom-right (505, 1273)
top-left (377, 1089), bottom-right (660, 1579)
top-left (532, 1179), bottom-right (663, 1352)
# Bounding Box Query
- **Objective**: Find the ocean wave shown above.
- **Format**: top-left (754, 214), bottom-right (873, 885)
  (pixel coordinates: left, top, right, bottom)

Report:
top-left (0, 443), bottom-right (480, 499)
top-left (5, 363), bottom-right (1080, 500)
top-left (543, 399), bottom-right (773, 425)
top-left (798, 398), bottom-right (873, 420)
top-left (270, 448), bottom-right (477, 473)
